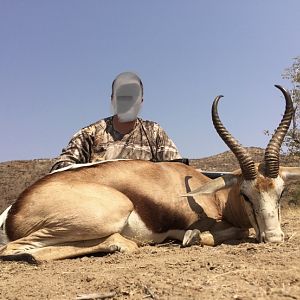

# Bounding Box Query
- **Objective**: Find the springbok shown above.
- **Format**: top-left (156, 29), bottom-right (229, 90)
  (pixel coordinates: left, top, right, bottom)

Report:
top-left (0, 85), bottom-right (299, 263)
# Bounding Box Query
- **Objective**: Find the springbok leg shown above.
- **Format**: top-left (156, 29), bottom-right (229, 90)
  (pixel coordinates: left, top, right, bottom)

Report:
top-left (0, 233), bottom-right (139, 263)
top-left (183, 222), bottom-right (249, 247)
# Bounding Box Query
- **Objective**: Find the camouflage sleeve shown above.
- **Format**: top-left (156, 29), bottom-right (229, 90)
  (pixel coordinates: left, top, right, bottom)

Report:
top-left (155, 125), bottom-right (182, 161)
top-left (50, 127), bottom-right (94, 172)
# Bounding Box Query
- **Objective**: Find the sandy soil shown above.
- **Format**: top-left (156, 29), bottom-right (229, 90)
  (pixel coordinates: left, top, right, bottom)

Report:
top-left (0, 152), bottom-right (299, 299)
top-left (0, 208), bottom-right (299, 300)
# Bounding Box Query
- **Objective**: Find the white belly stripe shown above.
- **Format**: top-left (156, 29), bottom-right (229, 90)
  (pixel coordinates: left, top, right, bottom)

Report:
top-left (121, 211), bottom-right (185, 245)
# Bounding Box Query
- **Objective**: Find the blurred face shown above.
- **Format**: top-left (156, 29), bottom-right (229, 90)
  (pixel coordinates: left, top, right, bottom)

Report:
top-left (111, 73), bottom-right (143, 122)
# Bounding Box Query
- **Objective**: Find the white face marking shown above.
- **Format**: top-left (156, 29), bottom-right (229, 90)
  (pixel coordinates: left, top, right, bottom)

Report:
top-left (241, 176), bottom-right (285, 243)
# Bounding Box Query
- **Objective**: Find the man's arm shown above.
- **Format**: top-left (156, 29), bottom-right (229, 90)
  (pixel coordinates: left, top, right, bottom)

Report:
top-left (50, 129), bottom-right (94, 172)
top-left (155, 126), bottom-right (182, 161)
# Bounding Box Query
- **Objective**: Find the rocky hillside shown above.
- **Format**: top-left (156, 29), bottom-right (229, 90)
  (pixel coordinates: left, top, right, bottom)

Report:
top-left (0, 147), bottom-right (299, 212)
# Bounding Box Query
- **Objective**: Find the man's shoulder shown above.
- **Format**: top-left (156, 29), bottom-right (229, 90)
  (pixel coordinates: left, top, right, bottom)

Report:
top-left (139, 118), bottom-right (161, 129)
top-left (72, 117), bottom-right (112, 137)
top-left (83, 116), bottom-right (113, 131)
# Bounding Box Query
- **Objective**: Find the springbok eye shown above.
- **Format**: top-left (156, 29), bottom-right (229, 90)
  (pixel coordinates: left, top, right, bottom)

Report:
top-left (241, 193), bottom-right (251, 203)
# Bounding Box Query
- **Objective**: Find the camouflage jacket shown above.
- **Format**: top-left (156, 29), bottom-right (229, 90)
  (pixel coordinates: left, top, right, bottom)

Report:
top-left (51, 117), bottom-right (181, 171)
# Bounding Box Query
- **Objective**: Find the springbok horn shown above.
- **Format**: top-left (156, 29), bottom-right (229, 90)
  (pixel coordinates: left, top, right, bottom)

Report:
top-left (212, 95), bottom-right (257, 180)
top-left (264, 85), bottom-right (294, 178)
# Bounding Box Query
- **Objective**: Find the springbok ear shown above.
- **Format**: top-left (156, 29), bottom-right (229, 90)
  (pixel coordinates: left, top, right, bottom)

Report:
top-left (280, 167), bottom-right (300, 181)
top-left (181, 175), bottom-right (239, 197)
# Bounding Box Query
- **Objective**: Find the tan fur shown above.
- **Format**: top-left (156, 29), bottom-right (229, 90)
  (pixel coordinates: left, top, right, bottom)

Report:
top-left (255, 176), bottom-right (275, 192)
top-left (1, 159), bottom-right (298, 262)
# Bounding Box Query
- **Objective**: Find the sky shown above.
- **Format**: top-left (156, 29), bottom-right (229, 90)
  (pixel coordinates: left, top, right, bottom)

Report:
top-left (0, 0), bottom-right (300, 162)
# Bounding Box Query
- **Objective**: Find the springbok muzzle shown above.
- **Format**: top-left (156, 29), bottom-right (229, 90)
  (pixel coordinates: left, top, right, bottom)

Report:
top-left (260, 229), bottom-right (284, 243)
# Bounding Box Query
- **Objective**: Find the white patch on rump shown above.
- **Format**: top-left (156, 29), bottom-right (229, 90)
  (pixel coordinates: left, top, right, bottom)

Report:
top-left (0, 205), bottom-right (11, 230)
top-left (121, 211), bottom-right (184, 245)
top-left (0, 205), bottom-right (12, 245)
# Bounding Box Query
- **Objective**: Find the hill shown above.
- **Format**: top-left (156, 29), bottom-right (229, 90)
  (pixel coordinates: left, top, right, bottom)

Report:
top-left (0, 147), bottom-right (299, 212)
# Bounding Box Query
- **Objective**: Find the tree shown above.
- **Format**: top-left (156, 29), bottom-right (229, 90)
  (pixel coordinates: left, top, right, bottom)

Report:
top-left (282, 56), bottom-right (300, 155)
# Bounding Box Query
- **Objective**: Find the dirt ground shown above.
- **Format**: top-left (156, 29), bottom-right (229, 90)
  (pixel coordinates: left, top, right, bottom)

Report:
top-left (0, 152), bottom-right (299, 299)
top-left (0, 208), bottom-right (299, 300)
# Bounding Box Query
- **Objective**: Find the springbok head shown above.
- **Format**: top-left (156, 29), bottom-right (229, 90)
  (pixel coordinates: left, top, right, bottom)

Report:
top-left (190, 85), bottom-right (300, 243)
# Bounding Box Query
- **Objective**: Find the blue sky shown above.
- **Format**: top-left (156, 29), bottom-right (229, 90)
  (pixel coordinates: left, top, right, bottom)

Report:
top-left (1, 0), bottom-right (299, 162)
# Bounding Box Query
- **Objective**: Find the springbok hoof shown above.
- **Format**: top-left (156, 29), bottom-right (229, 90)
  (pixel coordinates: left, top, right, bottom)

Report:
top-left (108, 242), bottom-right (138, 253)
top-left (182, 229), bottom-right (201, 247)
top-left (0, 253), bottom-right (39, 265)
top-left (108, 245), bottom-right (120, 253)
